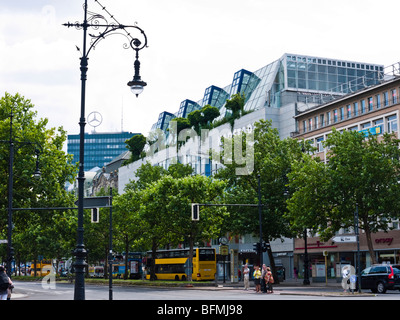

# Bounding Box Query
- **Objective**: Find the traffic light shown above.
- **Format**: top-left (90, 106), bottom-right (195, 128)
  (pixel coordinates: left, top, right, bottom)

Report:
top-left (191, 203), bottom-right (199, 221)
top-left (253, 243), bottom-right (261, 255)
top-left (91, 208), bottom-right (99, 223)
top-left (262, 242), bottom-right (270, 252)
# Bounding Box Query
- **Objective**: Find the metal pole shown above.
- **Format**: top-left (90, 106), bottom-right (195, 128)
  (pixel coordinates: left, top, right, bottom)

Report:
top-left (303, 229), bottom-right (310, 285)
top-left (7, 111), bottom-right (14, 279)
top-left (109, 188), bottom-right (113, 300)
top-left (355, 203), bottom-right (361, 293)
top-left (258, 175), bottom-right (263, 266)
top-left (74, 0), bottom-right (88, 300)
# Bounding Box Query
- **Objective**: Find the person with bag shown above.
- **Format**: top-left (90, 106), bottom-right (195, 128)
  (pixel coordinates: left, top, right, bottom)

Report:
top-left (0, 265), bottom-right (13, 301)
top-left (265, 266), bottom-right (274, 293)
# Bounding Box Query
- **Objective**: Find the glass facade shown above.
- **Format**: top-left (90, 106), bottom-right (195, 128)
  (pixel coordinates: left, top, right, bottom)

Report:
top-left (67, 131), bottom-right (136, 170)
top-left (202, 85), bottom-right (229, 110)
top-left (152, 111), bottom-right (176, 133)
top-left (154, 53), bottom-right (383, 132)
top-left (285, 54), bottom-right (383, 93)
top-left (147, 53), bottom-right (384, 160)
top-left (177, 99), bottom-right (201, 118)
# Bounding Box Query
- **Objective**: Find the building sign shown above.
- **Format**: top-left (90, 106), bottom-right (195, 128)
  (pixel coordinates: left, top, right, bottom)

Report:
top-left (359, 126), bottom-right (381, 137)
top-left (375, 238), bottom-right (393, 245)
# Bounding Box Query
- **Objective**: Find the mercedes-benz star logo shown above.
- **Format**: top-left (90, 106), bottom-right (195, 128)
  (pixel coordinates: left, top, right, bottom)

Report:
top-left (87, 111), bottom-right (103, 131)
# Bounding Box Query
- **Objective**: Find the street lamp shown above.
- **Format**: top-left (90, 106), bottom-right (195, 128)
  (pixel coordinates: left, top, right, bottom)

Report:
top-left (63, 0), bottom-right (148, 300)
top-left (127, 39), bottom-right (147, 97)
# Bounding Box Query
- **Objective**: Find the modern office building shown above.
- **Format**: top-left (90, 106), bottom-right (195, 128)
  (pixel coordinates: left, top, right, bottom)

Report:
top-left (67, 131), bottom-right (137, 171)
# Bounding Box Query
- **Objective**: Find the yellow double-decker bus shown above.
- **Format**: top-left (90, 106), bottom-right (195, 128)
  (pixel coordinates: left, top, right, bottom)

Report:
top-left (30, 260), bottom-right (53, 277)
top-left (145, 248), bottom-right (216, 281)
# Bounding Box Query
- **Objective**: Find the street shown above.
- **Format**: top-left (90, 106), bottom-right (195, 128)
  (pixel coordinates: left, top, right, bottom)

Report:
top-left (10, 280), bottom-right (400, 301)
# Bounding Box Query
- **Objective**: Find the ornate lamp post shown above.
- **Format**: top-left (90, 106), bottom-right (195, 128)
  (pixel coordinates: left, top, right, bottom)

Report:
top-left (63, 0), bottom-right (148, 300)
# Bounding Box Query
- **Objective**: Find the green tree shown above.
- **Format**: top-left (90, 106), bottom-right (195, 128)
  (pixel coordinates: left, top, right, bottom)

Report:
top-left (287, 128), bottom-right (400, 264)
top-left (167, 175), bottom-right (227, 281)
top-left (115, 162), bottom-right (194, 280)
top-left (187, 110), bottom-right (203, 134)
top-left (0, 92), bottom-right (77, 265)
top-left (215, 119), bottom-right (302, 280)
top-left (200, 105), bottom-right (220, 127)
top-left (124, 134), bottom-right (146, 164)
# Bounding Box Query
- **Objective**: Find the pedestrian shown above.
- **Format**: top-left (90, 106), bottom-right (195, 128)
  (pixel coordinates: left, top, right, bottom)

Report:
top-left (253, 265), bottom-right (262, 293)
top-left (0, 265), bottom-right (12, 301)
top-left (265, 266), bottom-right (274, 293)
top-left (261, 264), bottom-right (267, 293)
top-left (243, 264), bottom-right (250, 290)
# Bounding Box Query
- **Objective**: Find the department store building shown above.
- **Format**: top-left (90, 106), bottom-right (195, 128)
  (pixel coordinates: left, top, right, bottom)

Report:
top-left (118, 53), bottom-right (386, 280)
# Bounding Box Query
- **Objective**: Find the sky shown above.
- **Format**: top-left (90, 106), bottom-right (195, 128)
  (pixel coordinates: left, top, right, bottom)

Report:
top-left (1, 0), bottom-right (400, 148)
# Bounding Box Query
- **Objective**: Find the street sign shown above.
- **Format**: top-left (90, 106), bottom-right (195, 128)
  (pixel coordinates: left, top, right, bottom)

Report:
top-left (74, 196), bottom-right (111, 208)
top-left (0, 240), bottom-right (8, 244)
top-left (332, 236), bottom-right (357, 243)
top-left (219, 245), bottom-right (229, 255)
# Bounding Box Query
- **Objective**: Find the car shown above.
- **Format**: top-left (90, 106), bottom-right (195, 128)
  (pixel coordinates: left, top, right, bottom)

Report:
top-left (361, 264), bottom-right (400, 293)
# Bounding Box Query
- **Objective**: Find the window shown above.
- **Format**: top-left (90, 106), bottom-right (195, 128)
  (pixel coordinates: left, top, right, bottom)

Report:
top-left (308, 118), bottom-right (313, 131)
top-left (303, 120), bottom-right (307, 133)
top-left (316, 136), bottom-right (324, 152)
top-left (361, 100), bottom-right (366, 114)
top-left (361, 122), bottom-right (371, 129)
top-left (383, 91), bottom-right (389, 106)
top-left (314, 116), bottom-right (319, 129)
top-left (368, 97), bottom-right (373, 111)
top-left (353, 102), bottom-right (359, 116)
top-left (348, 125), bottom-right (358, 131)
top-left (327, 112), bottom-right (331, 125)
top-left (387, 115), bottom-right (398, 133)
top-left (333, 109), bottom-right (338, 123)
top-left (346, 105), bottom-right (351, 118)
top-left (340, 107), bottom-right (344, 121)
top-left (320, 114), bottom-right (325, 127)
top-left (391, 89), bottom-right (398, 104)
top-left (376, 94), bottom-right (381, 109)
top-left (373, 119), bottom-right (383, 135)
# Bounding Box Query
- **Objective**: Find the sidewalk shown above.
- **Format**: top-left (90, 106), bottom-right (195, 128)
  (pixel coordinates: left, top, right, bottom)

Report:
top-left (200, 278), bottom-right (375, 297)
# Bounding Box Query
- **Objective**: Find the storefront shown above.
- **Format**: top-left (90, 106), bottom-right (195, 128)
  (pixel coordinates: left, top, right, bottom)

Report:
top-left (294, 230), bottom-right (400, 282)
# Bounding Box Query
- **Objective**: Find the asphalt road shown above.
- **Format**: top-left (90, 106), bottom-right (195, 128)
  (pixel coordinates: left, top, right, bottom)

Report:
top-left (10, 280), bottom-right (400, 301)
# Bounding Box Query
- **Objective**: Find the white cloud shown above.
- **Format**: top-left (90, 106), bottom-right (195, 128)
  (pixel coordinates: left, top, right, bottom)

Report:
top-left (1, 0), bottom-right (399, 144)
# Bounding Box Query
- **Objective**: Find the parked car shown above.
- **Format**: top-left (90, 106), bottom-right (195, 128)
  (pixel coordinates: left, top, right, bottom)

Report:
top-left (361, 264), bottom-right (400, 293)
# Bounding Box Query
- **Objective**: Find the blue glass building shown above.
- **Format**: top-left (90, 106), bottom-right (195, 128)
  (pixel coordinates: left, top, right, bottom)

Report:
top-left (67, 131), bottom-right (137, 170)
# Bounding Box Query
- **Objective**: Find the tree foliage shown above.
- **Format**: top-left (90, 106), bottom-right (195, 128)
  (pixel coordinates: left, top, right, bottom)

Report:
top-left (214, 119), bottom-right (304, 279)
top-left (286, 128), bottom-right (400, 264)
top-left (0, 92), bottom-right (77, 265)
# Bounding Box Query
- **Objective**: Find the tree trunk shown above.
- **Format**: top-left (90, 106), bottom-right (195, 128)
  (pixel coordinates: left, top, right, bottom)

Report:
top-left (104, 248), bottom-right (109, 279)
top-left (150, 240), bottom-right (157, 281)
top-left (266, 242), bottom-right (279, 284)
top-left (364, 219), bottom-right (377, 264)
top-left (124, 237), bottom-right (129, 280)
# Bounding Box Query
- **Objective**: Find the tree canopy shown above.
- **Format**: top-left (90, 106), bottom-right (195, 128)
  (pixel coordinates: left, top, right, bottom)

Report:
top-left (0, 92), bottom-right (77, 264)
top-left (286, 128), bottom-right (400, 264)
